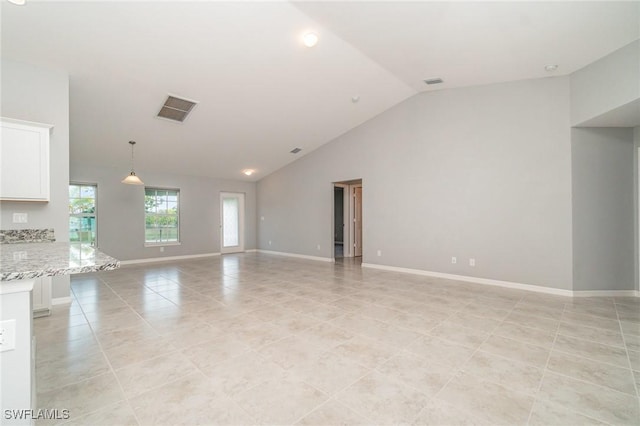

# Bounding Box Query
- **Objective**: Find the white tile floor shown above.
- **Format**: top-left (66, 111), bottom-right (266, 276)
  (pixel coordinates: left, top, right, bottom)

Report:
top-left (35, 253), bottom-right (640, 425)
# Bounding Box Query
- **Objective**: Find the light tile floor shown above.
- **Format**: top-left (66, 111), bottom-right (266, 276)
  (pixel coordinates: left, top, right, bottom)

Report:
top-left (35, 253), bottom-right (640, 425)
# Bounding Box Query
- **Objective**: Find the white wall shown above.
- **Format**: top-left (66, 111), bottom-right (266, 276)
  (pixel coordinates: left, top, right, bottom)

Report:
top-left (571, 40), bottom-right (640, 126)
top-left (0, 60), bottom-right (70, 298)
top-left (258, 77), bottom-right (573, 290)
top-left (71, 164), bottom-right (257, 261)
top-left (571, 128), bottom-right (635, 291)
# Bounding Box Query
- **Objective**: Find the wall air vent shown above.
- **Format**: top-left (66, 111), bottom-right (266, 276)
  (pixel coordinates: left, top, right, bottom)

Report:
top-left (290, 148), bottom-right (302, 154)
top-left (424, 78), bottom-right (444, 85)
top-left (157, 95), bottom-right (198, 123)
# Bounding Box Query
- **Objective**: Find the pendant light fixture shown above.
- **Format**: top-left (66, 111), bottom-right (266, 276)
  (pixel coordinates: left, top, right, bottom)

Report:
top-left (121, 141), bottom-right (144, 185)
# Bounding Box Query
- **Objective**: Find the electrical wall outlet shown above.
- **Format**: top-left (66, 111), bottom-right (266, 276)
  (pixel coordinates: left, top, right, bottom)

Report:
top-left (12, 251), bottom-right (27, 261)
top-left (316, 244), bottom-right (321, 250)
top-left (0, 319), bottom-right (16, 352)
top-left (451, 256), bottom-right (457, 264)
top-left (12, 213), bottom-right (28, 223)
top-left (377, 250), bottom-right (382, 257)
top-left (160, 247), bottom-right (165, 252)
top-left (268, 240), bottom-right (272, 246)
top-left (469, 258), bottom-right (476, 267)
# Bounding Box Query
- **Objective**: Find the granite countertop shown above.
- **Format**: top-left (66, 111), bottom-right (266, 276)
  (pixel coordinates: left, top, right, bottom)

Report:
top-left (0, 242), bottom-right (120, 281)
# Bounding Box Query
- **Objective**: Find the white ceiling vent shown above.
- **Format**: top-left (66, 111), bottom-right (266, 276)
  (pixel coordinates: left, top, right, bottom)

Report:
top-left (157, 95), bottom-right (198, 123)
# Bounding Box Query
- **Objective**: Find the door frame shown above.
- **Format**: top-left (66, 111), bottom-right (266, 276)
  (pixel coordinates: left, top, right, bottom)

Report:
top-left (332, 180), bottom-right (362, 259)
top-left (220, 191), bottom-right (245, 254)
top-left (350, 183), bottom-right (363, 257)
top-left (334, 183), bottom-right (350, 258)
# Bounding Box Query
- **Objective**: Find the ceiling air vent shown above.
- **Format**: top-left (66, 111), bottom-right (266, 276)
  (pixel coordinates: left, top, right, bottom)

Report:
top-left (290, 148), bottom-right (302, 154)
top-left (157, 95), bottom-right (198, 123)
top-left (424, 78), bottom-right (444, 85)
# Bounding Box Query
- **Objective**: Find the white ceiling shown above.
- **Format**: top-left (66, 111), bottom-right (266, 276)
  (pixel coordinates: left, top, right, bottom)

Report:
top-left (294, 1), bottom-right (640, 92)
top-left (2, 1), bottom-right (638, 181)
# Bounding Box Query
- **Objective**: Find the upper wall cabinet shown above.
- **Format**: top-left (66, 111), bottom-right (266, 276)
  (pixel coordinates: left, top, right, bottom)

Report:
top-left (0, 118), bottom-right (53, 202)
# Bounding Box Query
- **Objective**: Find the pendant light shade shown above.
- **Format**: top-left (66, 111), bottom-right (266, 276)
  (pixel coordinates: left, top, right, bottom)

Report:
top-left (121, 172), bottom-right (144, 185)
top-left (121, 141), bottom-right (144, 185)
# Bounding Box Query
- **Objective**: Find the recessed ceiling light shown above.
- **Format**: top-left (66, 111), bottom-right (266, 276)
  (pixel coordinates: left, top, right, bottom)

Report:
top-left (545, 64), bottom-right (558, 72)
top-left (302, 32), bottom-right (319, 48)
top-left (242, 169), bottom-right (255, 176)
top-left (7, 0), bottom-right (26, 5)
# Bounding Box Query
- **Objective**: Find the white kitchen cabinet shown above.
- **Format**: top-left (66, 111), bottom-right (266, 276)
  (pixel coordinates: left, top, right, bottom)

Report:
top-left (0, 279), bottom-right (36, 423)
top-left (32, 276), bottom-right (52, 318)
top-left (0, 118), bottom-right (52, 201)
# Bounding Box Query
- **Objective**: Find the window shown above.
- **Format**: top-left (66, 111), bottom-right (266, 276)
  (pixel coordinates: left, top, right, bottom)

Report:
top-left (69, 183), bottom-right (97, 246)
top-left (145, 188), bottom-right (179, 244)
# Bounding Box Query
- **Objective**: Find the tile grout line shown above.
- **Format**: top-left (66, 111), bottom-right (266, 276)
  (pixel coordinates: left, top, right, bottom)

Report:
top-left (549, 344), bottom-right (634, 371)
top-left (524, 298), bottom-right (563, 425)
top-left (613, 299), bottom-right (640, 401)
top-left (103, 268), bottom-right (274, 424)
top-left (79, 277), bottom-right (145, 426)
top-left (46, 257), bottom-right (640, 425)
top-left (37, 283), bottom-right (132, 425)
top-left (289, 369), bottom-right (377, 425)
top-left (410, 293), bottom-right (526, 424)
top-left (524, 300), bottom-right (637, 425)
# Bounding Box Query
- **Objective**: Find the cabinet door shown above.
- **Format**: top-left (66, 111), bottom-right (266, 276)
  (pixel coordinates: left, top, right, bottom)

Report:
top-left (0, 118), bottom-right (51, 201)
top-left (32, 276), bottom-right (52, 318)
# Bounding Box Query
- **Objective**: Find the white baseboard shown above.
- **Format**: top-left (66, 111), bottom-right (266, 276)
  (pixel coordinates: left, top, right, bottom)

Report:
top-left (572, 290), bottom-right (640, 297)
top-left (120, 252), bottom-right (221, 266)
top-left (257, 249), bottom-right (334, 263)
top-left (362, 263), bottom-right (640, 297)
top-left (245, 249), bottom-right (258, 253)
top-left (52, 296), bottom-right (72, 305)
top-left (361, 263), bottom-right (574, 297)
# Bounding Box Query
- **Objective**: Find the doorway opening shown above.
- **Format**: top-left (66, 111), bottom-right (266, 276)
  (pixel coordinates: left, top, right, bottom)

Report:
top-left (333, 179), bottom-right (362, 262)
top-left (334, 186), bottom-right (345, 258)
top-left (220, 192), bottom-right (245, 254)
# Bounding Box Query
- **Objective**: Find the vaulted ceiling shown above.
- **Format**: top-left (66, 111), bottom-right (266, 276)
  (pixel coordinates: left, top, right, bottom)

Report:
top-left (2, 1), bottom-right (638, 181)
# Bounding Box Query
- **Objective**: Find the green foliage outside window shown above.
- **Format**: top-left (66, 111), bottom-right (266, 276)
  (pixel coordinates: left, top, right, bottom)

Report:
top-left (145, 188), bottom-right (179, 243)
top-left (69, 184), bottom-right (97, 245)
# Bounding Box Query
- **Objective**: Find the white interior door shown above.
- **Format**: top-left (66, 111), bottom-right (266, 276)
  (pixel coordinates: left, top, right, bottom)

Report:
top-left (353, 185), bottom-right (363, 257)
top-left (220, 192), bottom-right (245, 254)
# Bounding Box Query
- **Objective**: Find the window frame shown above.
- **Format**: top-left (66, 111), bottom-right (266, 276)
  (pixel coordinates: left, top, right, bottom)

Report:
top-left (144, 187), bottom-right (181, 247)
top-left (69, 182), bottom-right (98, 247)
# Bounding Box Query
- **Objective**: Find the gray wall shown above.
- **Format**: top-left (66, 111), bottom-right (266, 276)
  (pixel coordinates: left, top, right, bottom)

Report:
top-left (70, 164), bottom-right (257, 261)
top-left (571, 128), bottom-right (635, 291)
top-left (571, 40), bottom-right (640, 126)
top-left (1, 60), bottom-right (70, 298)
top-left (258, 77), bottom-right (573, 290)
